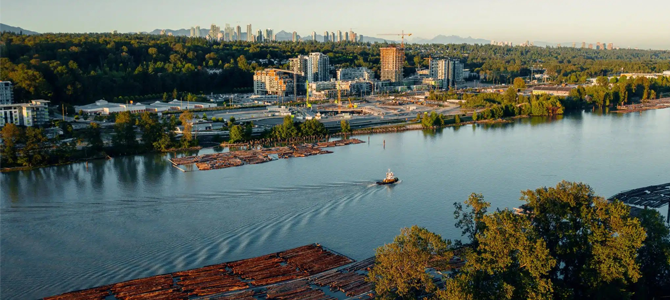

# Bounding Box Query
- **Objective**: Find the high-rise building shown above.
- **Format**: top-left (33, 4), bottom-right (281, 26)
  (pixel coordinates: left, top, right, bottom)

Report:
top-left (257, 29), bottom-right (264, 42)
top-left (290, 55), bottom-right (309, 76)
top-left (224, 24), bottom-right (234, 41)
top-left (0, 81), bottom-right (13, 105)
top-left (582, 42), bottom-right (586, 48)
top-left (312, 31), bottom-right (317, 41)
top-left (292, 31), bottom-right (298, 42)
top-left (190, 27), bottom-right (195, 38)
top-left (345, 32), bottom-right (349, 42)
top-left (337, 30), bottom-right (342, 42)
top-left (588, 44), bottom-right (594, 49)
top-left (429, 59), bottom-right (464, 89)
top-left (380, 47), bottom-right (404, 82)
top-left (246, 24), bottom-right (253, 42)
top-left (236, 26), bottom-right (242, 41)
top-left (596, 42), bottom-right (602, 50)
top-left (307, 52), bottom-right (330, 82)
top-left (572, 42), bottom-right (576, 48)
top-left (330, 32), bottom-right (335, 42)
top-left (208, 24), bottom-right (221, 41)
top-left (349, 30), bottom-right (355, 42)
top-left (359, 35), bottom-right (364, 42)
top-left (253, 69), bottom-right (295, 96)
top-left (265, 29), bottom-right (273, 41)
top-left (608, 43), bottom-right (614, 50)
top-left (323, 31), bottom-right (329, 42)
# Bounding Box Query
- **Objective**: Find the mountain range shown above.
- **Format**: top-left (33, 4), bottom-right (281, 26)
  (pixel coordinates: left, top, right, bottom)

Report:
top-left (0, 23), bottom-right (39, 35)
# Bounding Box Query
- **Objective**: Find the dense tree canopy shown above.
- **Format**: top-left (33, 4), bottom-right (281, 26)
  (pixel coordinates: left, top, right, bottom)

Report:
top-left (2, 32), bottom-right (669, 105)
top-left (371, 181), bottom-right (670, 300)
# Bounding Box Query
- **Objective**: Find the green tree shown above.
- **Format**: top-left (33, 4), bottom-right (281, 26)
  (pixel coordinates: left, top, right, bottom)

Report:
top-left (632, 209), bottom-right (670, 299)
top-left (1, 123), bottom-right (23, 165)
top-left (229, 125), bottom-right (245, 143)
top-left (368, 226), bottom-right (452, 299)
top-left (454, 114), bottom-right (461, 124)
top-left (112, 111), bottom-right (137, 152)
top-left (340, 119), bottom-right (351, 133)
top-left (86, 122), bottom-right (104, 153)
top-left (596, 76), bottom-right (609, 88)
top-left (300, 119), bottom-right (327, 136)
top-left (18, 127), bottom-right (48, 167)
top-left (138, 112), bottom-right (162, 150)
top-left (513, 77), bottom-right (526, 89)
top-left (472, 111), bottom-right (478, 121)
top-left (179, 110), bottom-right (194, 147)
top-left (271, 116), bottom-right (299, 139)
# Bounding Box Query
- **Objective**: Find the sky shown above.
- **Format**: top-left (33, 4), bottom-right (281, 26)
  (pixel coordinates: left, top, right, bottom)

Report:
top-left (2, 0), bottom-right (670, 49)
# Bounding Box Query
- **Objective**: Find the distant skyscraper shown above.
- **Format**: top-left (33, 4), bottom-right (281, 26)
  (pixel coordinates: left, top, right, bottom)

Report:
top-left (588, 44), bottom-right (593, 49)
top-left (359, 35), bottom-right (363, 42)
top-left (247, 24), bottom-right (253, 42)
top-left (380, 47), bottom-right (404, 82)
top-left (429, 59), bottom-right (462, 89)
top-left (292, 31), bottom-right (298, 42)
top-left (608, 43), bottom-right (614, 50)
top-left (265, 29), bottom-right (273, 41)
top-left (349, 30), bottom-right (355, 42)
top-left (257, 29), bottom-right (263, 42)
top-left (307, 52), bottom-right (330, 82)
top-left (582, 42), bottom-right (586, 48)
top-left (324, 31), bottom-right (329, 42)
top-left (572, 42), bottom-right (576, 48)
top-left (596, 42), bottom-right (602, 50)
top-left (312, 31), bottom-right (317, 41)
top-left (236, 26), bottom-right (242, 41)
top-left (337, 30), bottom-right (342, 42)
top-left (208, 24), bottom-right (221, 41)
top-left (345, 32), bottom-right (349, 42)
top-left (330, 32), bottom-right (335, 42)
top-left (190, 27), bottom-right (195, 37)
top-left (224, 24), bottom-right (234, 41)
top-left (195, 26), bottom-right (201, 37)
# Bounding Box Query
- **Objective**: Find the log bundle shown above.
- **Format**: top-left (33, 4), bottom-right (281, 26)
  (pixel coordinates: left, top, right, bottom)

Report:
top-left (43, 244), bottom-right (355, 300)
top-left (169, 139), bottom-right (364, 171)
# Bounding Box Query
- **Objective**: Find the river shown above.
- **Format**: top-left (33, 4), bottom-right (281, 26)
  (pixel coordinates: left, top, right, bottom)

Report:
top-left (1, 109), bottom-right (669, 299)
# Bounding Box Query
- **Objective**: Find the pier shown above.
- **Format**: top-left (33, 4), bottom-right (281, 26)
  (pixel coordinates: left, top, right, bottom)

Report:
top-left (609, 182), bottom-right (670, 222)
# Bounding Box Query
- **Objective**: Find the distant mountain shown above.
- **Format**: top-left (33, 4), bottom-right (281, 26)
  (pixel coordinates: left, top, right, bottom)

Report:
top-left (410, 35), bottom-right (489, 45)
top-left (0, 23), bottom-right (39, 35)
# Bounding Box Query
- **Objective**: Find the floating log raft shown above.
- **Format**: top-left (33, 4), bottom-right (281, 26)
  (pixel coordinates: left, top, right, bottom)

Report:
top-left (44, 244), bottom-right (353, 300)
top-left (170, 139), bottom-right (364, 171)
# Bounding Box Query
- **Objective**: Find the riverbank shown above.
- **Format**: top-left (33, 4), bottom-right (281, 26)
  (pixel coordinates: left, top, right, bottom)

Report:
top-left (615, 98), bottom-right (670, 113)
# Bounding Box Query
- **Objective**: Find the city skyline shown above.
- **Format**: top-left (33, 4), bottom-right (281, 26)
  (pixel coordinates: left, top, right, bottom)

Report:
top-left (3, 0), bottom-right (670, 49)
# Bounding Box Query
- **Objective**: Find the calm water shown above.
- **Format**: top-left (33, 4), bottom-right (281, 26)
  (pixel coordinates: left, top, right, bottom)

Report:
top-left (2, 109), bottom-right (669, 299)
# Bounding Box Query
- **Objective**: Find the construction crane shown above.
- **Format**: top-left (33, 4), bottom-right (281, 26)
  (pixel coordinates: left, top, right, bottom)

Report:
top-left (347, 97), bottom-right (357, 109)
top-left (377, 30), bottom-right (412, 48)
top-left (305, 80), bottom-right (311, 108)
top-left (337, 81), bottom-right (342, 114)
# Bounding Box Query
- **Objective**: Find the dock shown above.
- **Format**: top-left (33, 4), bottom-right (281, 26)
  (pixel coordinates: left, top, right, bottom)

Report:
top-left (169, 139), bottom-right (364, 171)
top-left (609, 182), bottom-right (670, 222)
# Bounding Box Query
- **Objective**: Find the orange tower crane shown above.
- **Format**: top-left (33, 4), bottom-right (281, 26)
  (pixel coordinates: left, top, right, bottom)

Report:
top-left (377, 30), bottom-right (412, 48)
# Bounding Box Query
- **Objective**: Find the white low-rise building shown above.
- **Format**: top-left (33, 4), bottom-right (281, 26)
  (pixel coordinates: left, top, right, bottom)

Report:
top-left (1, 100), bottom-right (50, 127)
top-left (75, 100), bottom-right (146, 115)
top-left (145, 100), bottom-right (217, 112)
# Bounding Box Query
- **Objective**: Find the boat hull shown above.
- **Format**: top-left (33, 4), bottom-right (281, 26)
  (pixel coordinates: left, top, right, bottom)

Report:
top-left (376, 178), bottom-right (399, 185)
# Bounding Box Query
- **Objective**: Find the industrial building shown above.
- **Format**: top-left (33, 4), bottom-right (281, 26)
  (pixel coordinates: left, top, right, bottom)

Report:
top-left (76, 100), bottom-right (147, 115)
top-left (380, 46), bottom-right (405, 82)
top-left (1, 100), bottom-right (50, 127)
top-left (144, 100), bottom-right (217, 112)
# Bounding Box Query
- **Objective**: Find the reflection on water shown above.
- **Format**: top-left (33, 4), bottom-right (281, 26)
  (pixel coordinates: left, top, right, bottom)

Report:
top-left (1, 109), bottom-right (670, 299)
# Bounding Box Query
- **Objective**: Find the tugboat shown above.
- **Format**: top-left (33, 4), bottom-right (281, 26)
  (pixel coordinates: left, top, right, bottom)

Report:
top-left (377, 169), bottom-right (399, 185)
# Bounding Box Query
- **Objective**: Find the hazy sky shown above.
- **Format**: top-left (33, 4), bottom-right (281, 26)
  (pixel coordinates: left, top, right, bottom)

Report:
top-left (3, 0), bottom-right (670, 49)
